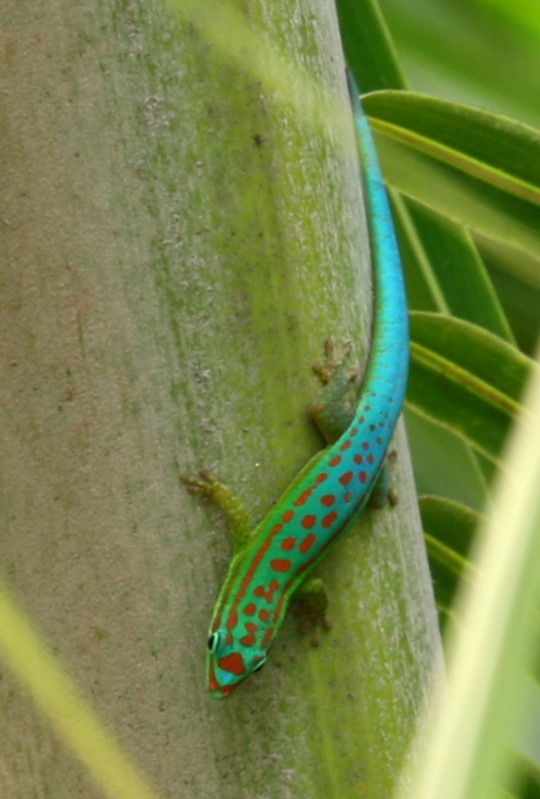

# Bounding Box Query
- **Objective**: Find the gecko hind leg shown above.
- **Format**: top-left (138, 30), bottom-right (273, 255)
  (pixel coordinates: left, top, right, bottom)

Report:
top-left (310, 339), bottom-right (360, 444)
top-left (311, 341), bottom-right (400, 508)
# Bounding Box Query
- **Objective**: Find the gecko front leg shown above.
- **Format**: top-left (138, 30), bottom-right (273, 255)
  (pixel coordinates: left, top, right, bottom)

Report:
top-left (181, 469), bottom-right (252, 555)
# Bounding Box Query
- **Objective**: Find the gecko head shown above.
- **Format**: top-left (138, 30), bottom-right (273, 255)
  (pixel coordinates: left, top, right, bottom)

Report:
top-left (206, 628), bottom-right (268, 698)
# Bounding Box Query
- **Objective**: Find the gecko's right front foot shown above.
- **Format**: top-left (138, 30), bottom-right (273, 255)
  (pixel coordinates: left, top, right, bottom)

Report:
top-left (181, 468), bottom-right (252, 549)
top-left (181, 468), bottom-right (220, 502)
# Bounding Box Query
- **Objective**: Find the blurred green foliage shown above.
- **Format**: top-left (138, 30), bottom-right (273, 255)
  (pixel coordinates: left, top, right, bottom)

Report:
top-left (337, 3), bottom-right (540, 796)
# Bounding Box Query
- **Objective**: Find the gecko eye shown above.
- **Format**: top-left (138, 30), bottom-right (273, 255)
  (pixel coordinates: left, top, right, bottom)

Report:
top-left (251, 656), bottom-right (267, 673)
top-left (207, 632), bottom-right (220, 652)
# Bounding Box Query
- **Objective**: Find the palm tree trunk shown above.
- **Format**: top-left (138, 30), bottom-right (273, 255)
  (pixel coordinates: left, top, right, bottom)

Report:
top-left (0, 1), bottom-right (442, 797)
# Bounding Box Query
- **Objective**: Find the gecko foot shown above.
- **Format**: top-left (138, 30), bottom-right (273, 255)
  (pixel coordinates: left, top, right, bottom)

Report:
top-left (311, 339), bottom-right (359, 444)
top-left (181, 468), bottom-right (252, 550)
top-left (180, 468), bottom-right (221, 502)
top-left (313, 338), bottom-right (355, 386)
top-left (368, 450), bottom-right (399, 509)
top-left (292, 577), bottom-right (333, 647)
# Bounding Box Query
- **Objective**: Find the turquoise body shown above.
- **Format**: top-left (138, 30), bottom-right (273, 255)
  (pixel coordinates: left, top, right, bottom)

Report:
top-left (206, 71), bottom-right (409, 697)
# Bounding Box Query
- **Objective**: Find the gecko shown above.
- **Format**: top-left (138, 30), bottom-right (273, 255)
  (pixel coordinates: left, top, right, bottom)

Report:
top-left (183, 69), bottom-right (409, 698)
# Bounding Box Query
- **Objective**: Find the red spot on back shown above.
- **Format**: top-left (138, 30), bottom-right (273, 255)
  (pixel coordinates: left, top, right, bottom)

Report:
top-left (262, 627), bottom-right (274, 648)
top-left (354, 454), bottom-right (363, 464)
top-left (243, 603), bottom-right (256, 616)
top-left (218, 652), bottom-right (246, 676)
top-left (340, 440), bottom-right (352, 452)
top-left (367, 454), bottom-right (374, 464)
top-left (339, 471), bottom-right (353, 486)
top-left (245, 622), bottom-right (258, 633)
top-left (329, 456), bottom-right (342, 467)
top-left (359, 471), bottom-right (368, 483)
top-left (299, 533), bottom-right (317, 553)
top-left (301, 514), bottom-right (317, 529)
top-left (283, 510), bottom-right (294, 523)
top-left (270, 558), bottom-right (292, 573)
top-left (295, 488), bottom-right (312, 507)
top-left (316, 473), bottom-right (328, 485)
top-left (362, 442), bottom-right (370, 450)
top-left (258, 609), bottom-right (270, 622)
top-left (322, 511), bottom-right (338, 529)
top-left (253, 580), bottom-right (279, 603)
top-left (281, 536), bottom-right (296, 551)
top-left (271, 523), bottom-right (283, 535)
top-left (240, 634), bottom-right (256, 647)
top-left (350, 428), bottom-right (359, 436)
top-left (227, 609), bottom-right (238, 631)
top-left (321, 494), bottom-right (335, 507)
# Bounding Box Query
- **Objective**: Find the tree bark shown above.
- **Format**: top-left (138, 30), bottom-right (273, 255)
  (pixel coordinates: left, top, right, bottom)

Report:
top-left (0, 1), bottom-right (442, 797)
